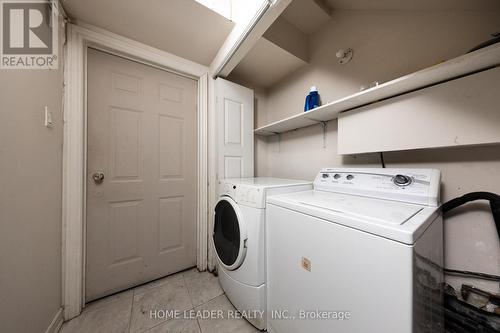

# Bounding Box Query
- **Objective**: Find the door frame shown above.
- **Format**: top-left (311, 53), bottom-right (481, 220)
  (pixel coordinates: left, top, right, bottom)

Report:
top-left (62, 23), bottom-right (212, 320)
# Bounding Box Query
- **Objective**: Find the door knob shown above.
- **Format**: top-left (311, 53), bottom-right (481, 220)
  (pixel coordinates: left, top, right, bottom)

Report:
top-left (92, 171), bottom-right (105, 184)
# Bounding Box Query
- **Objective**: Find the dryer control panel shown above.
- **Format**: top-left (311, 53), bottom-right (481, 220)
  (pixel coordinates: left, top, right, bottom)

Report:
top-left (219, 178), bottom-right (312, 209)
top-left (314, 168), bottom-right (441, 207)
top-left (218, 182), bottom-right (263, 208)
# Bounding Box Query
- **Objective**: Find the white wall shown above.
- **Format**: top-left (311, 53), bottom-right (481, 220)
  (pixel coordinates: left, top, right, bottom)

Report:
top-left (0, 16), bottom-right (65, 333)
top-left (257, 9), bottom-right (500, 293)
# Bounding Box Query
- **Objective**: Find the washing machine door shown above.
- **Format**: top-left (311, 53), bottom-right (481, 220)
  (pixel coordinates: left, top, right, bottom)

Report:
top-left (213, 197), bottom-right (247, 270)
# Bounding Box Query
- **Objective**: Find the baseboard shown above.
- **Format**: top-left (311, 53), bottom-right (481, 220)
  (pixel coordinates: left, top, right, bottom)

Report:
top-left (45, 308), bottom-right (64, 333)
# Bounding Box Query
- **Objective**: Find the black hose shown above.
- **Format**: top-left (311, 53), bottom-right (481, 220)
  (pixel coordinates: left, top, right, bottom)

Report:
top-left (443, 268), bottom-right (500, 282)
top-left (441, 191), bottom-right (500, 240)
top-left (441, 192), bottom-right (500, 282)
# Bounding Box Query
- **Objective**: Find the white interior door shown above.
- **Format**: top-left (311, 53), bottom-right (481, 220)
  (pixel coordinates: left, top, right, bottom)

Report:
top-left (85, 49), bottom-right (198, 301)
top-left (216, 78), bottom-right (254, 180)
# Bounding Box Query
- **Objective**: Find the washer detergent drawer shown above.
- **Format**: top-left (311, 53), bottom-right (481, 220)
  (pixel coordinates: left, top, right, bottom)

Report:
top-left (265, 203), bottom-right (415, 333)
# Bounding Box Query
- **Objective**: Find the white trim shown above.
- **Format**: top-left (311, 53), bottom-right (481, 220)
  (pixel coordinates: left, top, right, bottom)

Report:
top-left (209, 0), bottom-right (292, 77)
top-left (207, 76), bottom-right (218, 271)
top-left (44, 308), bottom-right (64, 333)
top-left (197, 73), bottom-right (209, 270)
top-left (211, 0), bottom-right (271, 77)
top-left (55, 0), bottom-right (68, 20)
top-left (62, 23), bottom-right (211, 320)
top-left (62, 23), bottom-right (85, 320)
top-left (74, 22), bottom-right (207, 78)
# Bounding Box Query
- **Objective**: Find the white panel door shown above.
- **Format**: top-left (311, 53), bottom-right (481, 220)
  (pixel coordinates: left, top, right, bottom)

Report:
top-left (86, 49), bottom-right (197, 301)
top-left (216, 78), bottom-right (254, 179)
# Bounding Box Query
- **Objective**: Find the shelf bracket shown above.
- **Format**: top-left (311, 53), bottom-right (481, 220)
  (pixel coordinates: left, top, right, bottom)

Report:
top-left (273, 132), bottom-right (281, 152)
top-left (321, 121), bottom-right (328, 148)
top-left (305, 117), bottom-right (328, 148)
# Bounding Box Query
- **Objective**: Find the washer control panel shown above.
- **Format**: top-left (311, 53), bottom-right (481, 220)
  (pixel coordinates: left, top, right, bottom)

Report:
top-left (314, 168), bottom-right (441, 206)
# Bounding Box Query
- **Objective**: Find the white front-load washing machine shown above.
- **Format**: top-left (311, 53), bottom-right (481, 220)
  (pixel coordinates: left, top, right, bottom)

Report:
top-left (213, 178), bottom-right (312, 330)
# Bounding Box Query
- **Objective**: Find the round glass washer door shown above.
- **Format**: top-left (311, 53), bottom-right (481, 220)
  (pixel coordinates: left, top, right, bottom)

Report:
top-left (213, 197), bottom-right (247, 270)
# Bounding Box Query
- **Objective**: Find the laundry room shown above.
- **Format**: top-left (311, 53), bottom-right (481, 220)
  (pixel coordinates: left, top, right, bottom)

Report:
top-left (231, 0), bottom-right (500, 305)
top-left (1, 0), bottom-right (499, 333)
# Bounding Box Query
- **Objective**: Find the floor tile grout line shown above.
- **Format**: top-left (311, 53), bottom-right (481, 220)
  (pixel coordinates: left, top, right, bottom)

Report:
top-left (181, 270), bottom-right (197, 309)
top-left (182, 269), bottom-right (225, 308)
top-left (136, 271), bottom-right (195, 333)
top-left (193, 291), bottom-right (226, 309)
top-left (127, 288), bottom-right (135, 333)
top-left (182, 270), bottom-right (223, 333)
top-left (196, 316), bottom-right (204, 333)
top-left (135, 273), bottom-right (194, 333)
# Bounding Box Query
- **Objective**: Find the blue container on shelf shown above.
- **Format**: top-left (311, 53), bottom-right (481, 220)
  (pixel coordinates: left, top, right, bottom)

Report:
top-left (304, 86), bottom-right (321, 112)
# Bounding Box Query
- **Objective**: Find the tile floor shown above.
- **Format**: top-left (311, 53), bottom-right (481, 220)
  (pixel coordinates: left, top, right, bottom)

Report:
top-left (60, 268), bottom-right (260, 333)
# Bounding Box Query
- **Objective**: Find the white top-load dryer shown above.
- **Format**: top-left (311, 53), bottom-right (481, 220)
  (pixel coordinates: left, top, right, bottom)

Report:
top-left (213, 178), bottom-right (312, 330)
top-left (266, 168), bottom-right (444, 333)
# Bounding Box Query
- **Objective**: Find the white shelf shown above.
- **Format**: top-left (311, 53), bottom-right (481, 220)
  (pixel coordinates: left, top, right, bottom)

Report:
top-left (254, 43), bottom-right (500, 136)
